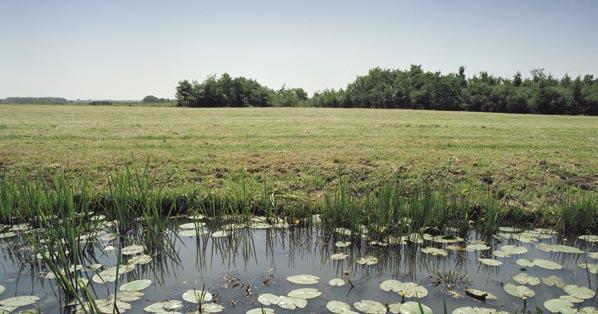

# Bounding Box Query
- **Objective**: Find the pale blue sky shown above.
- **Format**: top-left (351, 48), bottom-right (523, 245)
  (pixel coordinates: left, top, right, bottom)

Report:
top-left (1, 0), bottom-right (597, 100)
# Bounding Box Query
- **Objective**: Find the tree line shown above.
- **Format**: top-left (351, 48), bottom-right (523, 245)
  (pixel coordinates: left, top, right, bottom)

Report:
top-left (175, 66), bottom-right (597, 115)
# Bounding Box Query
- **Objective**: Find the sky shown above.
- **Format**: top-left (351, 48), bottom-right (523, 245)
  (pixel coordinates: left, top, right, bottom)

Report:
top-left (1, 0), bottom-right (597, 100)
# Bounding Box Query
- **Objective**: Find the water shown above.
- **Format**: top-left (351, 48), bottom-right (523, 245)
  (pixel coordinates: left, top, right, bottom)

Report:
top-left (0, 219), bottom-right (596, 313)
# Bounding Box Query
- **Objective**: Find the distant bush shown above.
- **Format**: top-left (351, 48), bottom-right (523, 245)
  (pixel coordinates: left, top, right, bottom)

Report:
top-left (89, 100), bottom-right (113, 106)
top-left (142, 95), bottom-right (170, 103)
top-left (1, 97), bottom-right (68, 104)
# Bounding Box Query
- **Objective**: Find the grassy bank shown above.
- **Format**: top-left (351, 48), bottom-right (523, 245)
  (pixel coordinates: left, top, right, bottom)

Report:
top-left (0, 105), bottom-right (596, 221)
top-left (0, 169), bottom-right (595, 234)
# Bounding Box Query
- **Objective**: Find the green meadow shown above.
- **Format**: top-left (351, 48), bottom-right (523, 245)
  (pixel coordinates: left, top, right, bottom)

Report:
top-left (0, 104), bottom-right (596, 228)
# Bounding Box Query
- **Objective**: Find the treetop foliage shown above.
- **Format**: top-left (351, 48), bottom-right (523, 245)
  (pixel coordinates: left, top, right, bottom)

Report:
top-left (176, 67), bottom-right (597, 115)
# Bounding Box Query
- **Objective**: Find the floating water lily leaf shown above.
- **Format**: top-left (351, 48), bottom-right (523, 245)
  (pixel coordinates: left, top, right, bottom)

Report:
top-left (116, 291), bottom-right (144, 302)
top-left (335, 241), bottom-right (351, 248)
top-left (258, 293), bottom-right (279, 306)
top-left (379, 280), bottom-right (428, 298)
top-left (275, 296), bottom-right (307, 310)
top-left (211, 230), bottom-right (230, 237)
top-left (578, 263), bottom-right (598, 274)
top-left (356, 256), bottom-right (379, 265)
top-left (563, 284), bottom-right (595, 300)
top-left (478, 258), bottom-right (502, 266)
top-left (516, 258), bottom-right (535, 268)
top-left (464, 288), bottom-right (497, 301)
top-left (249, 222), bottom-right (272, 229)
top-left (179, 222), bottom-right (206, 229)
top-left (120, 279), bottom-right (152, 292)
top-left (287, 288), bottom-right (321, 299)
top-left (466, 244), bottom-right (491, 251)
top-left (544, 298), bottom-right (576, 314)
top-left (178, 229), bottom-right (207, 237)
top-left (287, 274), bottom-right (319, 284)
top-left (452, 306), bottom-right (509, 314)
top-left (388, 301), bottom-right (432, 314)
top-left (128, 254), bottom-right (152, 265)
top-left (498, 226), bottom-right (521, 233)
top-left (589, 252), bottom-right (598, 260)
top-left (95, 297), bottom-right (131, 314)
top-left (421, 247), bottom-right (448, 256)
top-left (121, 244), bottom-right (144, 255)
top-left (542, 275), bottom-right (566, 288)
top-left (92, 264), bottom-right (135, 283)
top-left (182, 289), bottom-right (213, 303)
top-left (0, 305), bottom-right (17, 313)
top-left (578, 235), bottom-right (598, 242)
top-left (330, 253), bottom-right (349, 260)
top-left (532, 259), bottom-right (562, 270)
top-left (492, 250), bottom-right (509, 258)
top-left (579, 307), bottom-right (598, 313)
top-left (503, 283), bottom-right (535, 299)
top-left (326, 300), bottom-right (356, 313)
top-left (499, 245), bottom-right (527, 255)
top-left (559, 295), bottom-right (583, 303)
top-left (246, 308), bottom-right (274, 314)
top-left (329, 278), bottom-right (346, 286)
top-left (201, 303), bottom-right (225, 313)
top-left (0, 296), bottom-right (40, 308)
top-left (513, 273), bottom-right (540, 286)
top-left (334, 228), bottom-right (352, 236)
top-left (353, 300), bottom-right (387, 314)
top-left (536, 244), bottom-right (584, 254)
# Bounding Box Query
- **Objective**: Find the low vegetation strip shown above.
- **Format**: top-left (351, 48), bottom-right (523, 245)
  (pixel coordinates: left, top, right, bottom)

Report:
top-left (0, 105), bottom-right (595, 215)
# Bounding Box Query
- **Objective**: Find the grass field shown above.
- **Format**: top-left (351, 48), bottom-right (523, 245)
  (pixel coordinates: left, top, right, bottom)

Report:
top-left (0, 104), bottom-right (596, 216)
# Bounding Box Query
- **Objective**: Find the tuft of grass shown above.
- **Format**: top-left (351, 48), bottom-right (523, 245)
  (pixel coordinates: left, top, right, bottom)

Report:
top-left (559, 192), bottom-right (597, 234)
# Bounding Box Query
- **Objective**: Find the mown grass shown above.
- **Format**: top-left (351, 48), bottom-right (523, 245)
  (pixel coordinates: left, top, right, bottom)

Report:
top-left (0, 104), bottom-right (596, 220)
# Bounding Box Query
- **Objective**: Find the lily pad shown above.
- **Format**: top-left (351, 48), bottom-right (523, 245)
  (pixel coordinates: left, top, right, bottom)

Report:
top-left (513, 273), bottom-right (540, 286)
top-left (249, 222), bottom-right (272, 229)
top-left (563, 284), bottom-right (595, 300)
top-left (275, 296), bottom-right (307, 310)
top-left (421, 247), bottom-right (448, 256)
top-left (287, 288), bottom-right (321, 299)
top-left (178, 229), bottom-right (207, 237)
top-left (452, 307), bottom-right (509, 314)
top-left (179, 222), bottom-right (206, 229)
top-left (478, 258), bottom-right (502, 266)
top-left (143, 300), bottom-right (183, 313)
top-left (516, 258), bottom-right (535, 268)
top-left (379, 280), bottom-right (428, 298)
top-left (389, 301), bottom-right (432, 314)
top-left (211, 230), bottom-right (230, 237)
top-left (533, 259), bottom-right (562, 270)
top-left (356, 256), bottom-right (379, 265)
top-left (257, 293), bottom-right (279, 306)
top-left (353, 300), bottom-right (387, 313)
top-left (541, 275), bottom-right (566, 288)
top-left (0, 296), bottom-right (40, 308)
top-left (330, 253), bottom-right (349, 260)
top-left (578, 234), bottom-right (598, 242)
top-left (121, 244), bottom-right (144, 255)
top-left (246, 308), bottom-right (275, 314)
top-left (578, 263), bottom-right (598, 274)
top-left (120, 279), bottom-right (152, 292)
top-left (466, 244), bottom-right (491, 251)
top-left (335, 241), bottom-right (351, 248)
top-left (503, 283), bottom-right (535, 299)
top-left (327, 300), bottom-right (356, 313)
top-left (128, 254), bottom-right (152, 265)
top-left (182, 289), bottom-right (213, 303)
top-left (329, 278), bottom-right (346, 286)
top-left (499, 245), bottom-right (527, 255)
top-left (201, 303), bottom-right (225, 313)
top-left (544, 298), bottom-right (576, 314)
top-left (287, 274), bottom-right (319, 284)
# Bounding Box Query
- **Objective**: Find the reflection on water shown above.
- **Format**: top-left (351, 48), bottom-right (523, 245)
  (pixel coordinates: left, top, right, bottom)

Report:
top-left (0, 219), bottom-right (596, 313)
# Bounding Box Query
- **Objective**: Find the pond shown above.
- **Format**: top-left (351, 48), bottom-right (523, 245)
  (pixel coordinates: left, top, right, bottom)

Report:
top-left (0, 216), bottom-right (596, 313)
